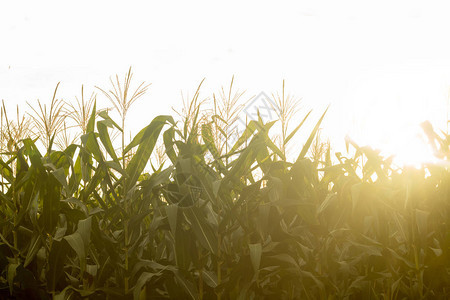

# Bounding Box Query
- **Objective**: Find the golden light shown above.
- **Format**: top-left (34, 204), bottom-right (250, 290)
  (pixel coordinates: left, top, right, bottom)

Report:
top-left (339, 68), bottom-right (448, 168)
top-left (381, 127), bottom-right (438, 168)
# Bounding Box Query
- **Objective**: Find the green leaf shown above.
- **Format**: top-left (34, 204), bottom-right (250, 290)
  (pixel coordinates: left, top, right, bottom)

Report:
top-left (63, 217), bottom-right (92, 269)
top-left (174, 225), bottom-right (194, 270)
top-left (229, 120), bottom-right (260, 154)
top-left (46, 239), bottom-right (69, 292)
top-left (296, 107), bottom-right (328, 160)
top-left (98, 109), bottom-right (122, 131)
top-left (317, 193), bottom-right (337, 215)
top-left (64, 233), bottom-right (86, 266)
top-left (249, 243), bottom-right (262, 273)
top-left (51, 167), bottom-right (68, 190)
top-left (54, 286), bottom-right (74, 300)
top-left (202, 270), bottom-right (218, 288)
top-left (133, 271), bottom-right (161, 300)
top-left (125, 115), bottom-right (173, 190)
top-left (124, 115), bottom-right (173, 153)
top-left (81, 131), bottom-right (104, 163)
top-left (202, 122), bottom-right (226, 169)
top-left (184, 207), bottom-right (217, 255)
top-left (77, 216), bottom-right (92, 246)
top-left (165, 205), bottom-right (178, 235)
top-left (284, 110), bottom-right (312, 145)
top-left (223, 133), bottom-right (265, 186)
top-left (7, 263), bottom-right (19, 295)
top-left (173, 270), bottom-right (199, 300)
top-left (42, 172), bottom-right (61, 234)
top-left (97, 120), bottom-right (119, 162)
top-left (163, 126), bottom-right (177, 163)
top-left (24, 234), bottom-right (41, 267)
top-left (86, 100), bottom-right (96, 133)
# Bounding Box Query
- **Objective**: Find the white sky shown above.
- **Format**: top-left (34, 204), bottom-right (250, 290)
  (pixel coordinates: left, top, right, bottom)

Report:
top-left (1, 0), bottom-right (450, 163)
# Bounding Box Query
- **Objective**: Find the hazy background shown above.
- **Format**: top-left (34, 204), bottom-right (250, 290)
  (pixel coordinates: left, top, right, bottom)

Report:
top-left (2, 0), bottom-right (450, 163)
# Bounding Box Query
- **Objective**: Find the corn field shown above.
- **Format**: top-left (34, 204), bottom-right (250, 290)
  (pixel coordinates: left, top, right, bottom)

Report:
top-left (0, 71), bottom-right (449, 299)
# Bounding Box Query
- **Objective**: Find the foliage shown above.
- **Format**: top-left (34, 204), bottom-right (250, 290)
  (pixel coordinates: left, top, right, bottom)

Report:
top-left (0, 75), bottom-right (449, 299)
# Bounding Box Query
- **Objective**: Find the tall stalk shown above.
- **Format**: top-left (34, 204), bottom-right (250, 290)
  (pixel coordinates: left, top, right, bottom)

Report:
top-left (96, 67), bottom-right (150, 169)
top-left (96, 67), bottom-right (150, 294)
top-left (271, 80), bottom-right (301, 158)
top-left (0, 104), bottom-right (3, 194)
top-left (210, 76), bottom-right (246, 168)
top-left (65, 85), bottom-right (97, 135)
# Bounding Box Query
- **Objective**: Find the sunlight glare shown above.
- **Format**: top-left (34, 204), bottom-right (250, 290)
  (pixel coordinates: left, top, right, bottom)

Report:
top-left (383, 128), bottom-right (438, 168)
top-left (342, 69), bottom-right (447, 168)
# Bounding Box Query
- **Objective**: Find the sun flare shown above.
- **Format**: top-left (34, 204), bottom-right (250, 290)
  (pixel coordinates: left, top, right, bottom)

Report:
top-left (383, 129), bottom-right (437, 168)
top-left (340, 70), bottom-right (447, 168)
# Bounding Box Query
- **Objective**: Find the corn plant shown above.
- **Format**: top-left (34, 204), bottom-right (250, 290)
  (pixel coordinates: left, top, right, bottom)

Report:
top-left (0, 78), bottom-right (449, 300)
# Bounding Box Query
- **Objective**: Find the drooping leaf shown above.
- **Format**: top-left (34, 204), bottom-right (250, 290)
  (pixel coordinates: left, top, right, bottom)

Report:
top-left (125, 115), bottom-right (173, 190)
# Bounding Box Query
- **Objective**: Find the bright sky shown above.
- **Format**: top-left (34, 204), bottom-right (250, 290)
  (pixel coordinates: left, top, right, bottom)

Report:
top-left (1, 0), bottom-right (450, 165)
